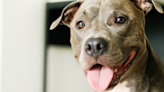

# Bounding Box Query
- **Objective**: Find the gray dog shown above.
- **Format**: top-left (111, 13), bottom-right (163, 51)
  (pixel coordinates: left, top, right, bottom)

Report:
top-left (50, 0), bottom-right (164, 92)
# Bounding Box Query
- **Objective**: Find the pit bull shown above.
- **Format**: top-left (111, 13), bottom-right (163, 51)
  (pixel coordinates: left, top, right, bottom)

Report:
top-left (50, 0), bottom-right (164, 92)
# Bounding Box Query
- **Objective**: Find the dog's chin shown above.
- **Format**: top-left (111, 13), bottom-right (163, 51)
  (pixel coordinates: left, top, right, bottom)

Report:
top-left (85, 50), bottom-right (136, 91)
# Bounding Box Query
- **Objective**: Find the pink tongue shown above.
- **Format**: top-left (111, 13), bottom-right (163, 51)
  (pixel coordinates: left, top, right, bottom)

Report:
top-left (87, 65), bottom-right (114, 91)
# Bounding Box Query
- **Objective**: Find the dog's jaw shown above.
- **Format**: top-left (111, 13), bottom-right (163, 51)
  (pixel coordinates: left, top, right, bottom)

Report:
top-left (83, 50), bottom-right (136, 91)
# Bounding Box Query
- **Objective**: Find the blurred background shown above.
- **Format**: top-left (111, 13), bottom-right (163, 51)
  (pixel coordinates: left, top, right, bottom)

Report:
top-left (0, 0), bottom-right (164, 92)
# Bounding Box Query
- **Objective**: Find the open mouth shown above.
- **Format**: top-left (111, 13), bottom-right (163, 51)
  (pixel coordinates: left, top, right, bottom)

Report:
top-left (85, 50), bottom-right (136, 91)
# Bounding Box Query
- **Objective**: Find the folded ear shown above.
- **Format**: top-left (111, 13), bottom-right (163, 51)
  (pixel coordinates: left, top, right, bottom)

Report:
top-left (132, 0), bottom-right (163, 14)
top-left (50, 0), bottom-right (84, 30)
top-left (152, 0), bottom-right (164, 14)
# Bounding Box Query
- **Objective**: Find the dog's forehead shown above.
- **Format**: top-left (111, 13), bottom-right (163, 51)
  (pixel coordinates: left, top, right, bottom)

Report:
top-left (80, 0), bottom-right (132, 10)
top-left (77, 0), bottom-right (139, 20)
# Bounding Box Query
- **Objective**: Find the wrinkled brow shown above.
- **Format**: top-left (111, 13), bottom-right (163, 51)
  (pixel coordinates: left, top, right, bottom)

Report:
top-left (82, 6), bottom-right (100, 20)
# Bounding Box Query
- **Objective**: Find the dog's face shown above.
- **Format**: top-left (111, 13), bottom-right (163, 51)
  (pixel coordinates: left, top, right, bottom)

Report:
top-left (70, 0), bottom-right (145, 70)
top-left (50, 0), bottom-right (163, 91)
top-left (70, 0), bottom-right (145, 90)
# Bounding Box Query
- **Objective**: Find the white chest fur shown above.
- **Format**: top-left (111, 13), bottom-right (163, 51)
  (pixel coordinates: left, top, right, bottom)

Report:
top-left (97, 81), bottom-right (132, 92)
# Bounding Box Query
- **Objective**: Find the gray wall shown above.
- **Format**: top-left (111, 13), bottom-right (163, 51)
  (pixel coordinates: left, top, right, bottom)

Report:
top-left (2, 0), bottom-right (46, 92)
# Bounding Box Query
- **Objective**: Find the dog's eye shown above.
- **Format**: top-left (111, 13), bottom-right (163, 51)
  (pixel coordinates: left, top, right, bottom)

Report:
top-left (77, 21), bottom-right (85, 29)
top-left (116, 17), bottom-right (126, 24)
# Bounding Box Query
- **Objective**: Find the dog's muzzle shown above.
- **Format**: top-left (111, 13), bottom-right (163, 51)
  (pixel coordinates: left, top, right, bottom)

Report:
top-left (83, 38), bottom-right (136, 91)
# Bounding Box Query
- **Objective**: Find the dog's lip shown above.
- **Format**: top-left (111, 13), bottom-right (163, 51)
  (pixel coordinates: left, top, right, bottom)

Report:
top-left (114, 50), bottom-right (136, 73)
top-left (84, 50), bottom-right (136, 75)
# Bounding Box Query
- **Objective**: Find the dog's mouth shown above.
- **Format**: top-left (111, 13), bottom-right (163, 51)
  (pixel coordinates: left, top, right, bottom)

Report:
top-left (85, 50), bottom-right (136, 91)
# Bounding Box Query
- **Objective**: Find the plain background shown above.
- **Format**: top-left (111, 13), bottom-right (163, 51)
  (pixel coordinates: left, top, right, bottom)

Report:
top-left (2, 0), bottom-right (46, 92)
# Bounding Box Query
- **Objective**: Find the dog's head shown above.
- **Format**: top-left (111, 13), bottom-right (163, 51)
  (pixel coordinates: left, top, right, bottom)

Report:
top-left (50, 0), bottom-right (163, 91)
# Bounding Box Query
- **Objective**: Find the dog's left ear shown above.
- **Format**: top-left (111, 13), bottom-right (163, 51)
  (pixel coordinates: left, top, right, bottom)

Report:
top-left (132, 0), bottom-right (163, 14)
top-left (50, 0), bottom-right (84, 30)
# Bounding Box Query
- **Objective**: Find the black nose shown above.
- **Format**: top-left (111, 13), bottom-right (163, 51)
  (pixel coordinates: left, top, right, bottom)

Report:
top-left (85, 38), bottom-right (108, 59)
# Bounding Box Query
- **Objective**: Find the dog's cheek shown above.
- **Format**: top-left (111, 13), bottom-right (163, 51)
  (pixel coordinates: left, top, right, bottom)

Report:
top-left (70, 30), bottom-right (83, 62)
top-left (71, 41), bottom-right (81, 62)
top-left (121, 18), bottom-right (145, 48)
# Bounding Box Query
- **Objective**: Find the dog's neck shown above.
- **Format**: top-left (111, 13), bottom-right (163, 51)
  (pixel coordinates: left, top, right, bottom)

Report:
top-left (145, 38), bottom-right (164, 92)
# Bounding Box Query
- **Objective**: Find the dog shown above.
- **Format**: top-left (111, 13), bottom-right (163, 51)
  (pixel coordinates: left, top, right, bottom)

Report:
top-left (50, 0), bottom-right (164, 92)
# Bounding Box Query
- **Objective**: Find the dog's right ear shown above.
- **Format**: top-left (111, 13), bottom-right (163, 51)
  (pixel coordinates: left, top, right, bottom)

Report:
top-left (131, 0), bottom-right (163, 14)
top-left (50, 0), bottom-right (84, 30)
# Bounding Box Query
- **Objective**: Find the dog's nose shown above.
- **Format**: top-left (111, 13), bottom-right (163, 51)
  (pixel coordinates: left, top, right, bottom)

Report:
top-left (85, 38), bottom-right (108, 59)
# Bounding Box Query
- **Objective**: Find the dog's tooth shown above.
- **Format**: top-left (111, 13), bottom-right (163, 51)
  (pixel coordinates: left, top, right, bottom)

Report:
top-left (114, 68), bottom-right (118, 73)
